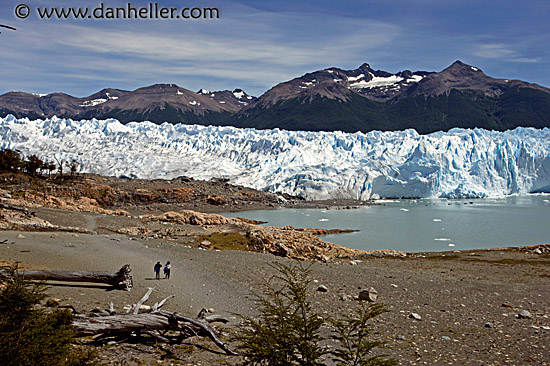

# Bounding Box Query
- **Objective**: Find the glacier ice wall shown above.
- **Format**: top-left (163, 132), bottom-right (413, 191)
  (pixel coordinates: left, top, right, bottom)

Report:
top-left (1, 115), bottom-right (549, 199)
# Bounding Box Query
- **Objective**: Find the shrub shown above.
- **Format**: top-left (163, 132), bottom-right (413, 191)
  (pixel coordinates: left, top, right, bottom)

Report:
top-left (233, 262), bottom-right (325, 365)
top-left (330, 302), bottom-right (396, 366)
top-left (0, 266), bottom-right (97, 366)
top-left (233, 262), bottom-right (395, 366)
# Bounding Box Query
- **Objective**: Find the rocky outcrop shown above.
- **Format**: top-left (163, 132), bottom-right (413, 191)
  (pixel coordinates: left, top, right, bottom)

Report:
top-left (117, 226), bottom-right (151, 236)
top-left (245, 225), bottom-right (362, 260)
top-left (147, 210), bottom-right (238, 226)
top-left (0, 191), bottom-right (130, 216)
top-left (144, 209), bottom-right (362, 260)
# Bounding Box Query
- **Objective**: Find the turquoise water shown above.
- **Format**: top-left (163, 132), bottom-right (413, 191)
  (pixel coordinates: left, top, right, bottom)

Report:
top-left (223, 196), bottom-right (550, 252)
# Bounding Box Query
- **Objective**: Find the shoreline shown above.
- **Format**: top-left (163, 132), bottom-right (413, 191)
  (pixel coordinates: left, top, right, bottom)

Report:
top-left (0, 227), bottom-right (548, 365)
top-left (1, 174), bottom-right (549, 364)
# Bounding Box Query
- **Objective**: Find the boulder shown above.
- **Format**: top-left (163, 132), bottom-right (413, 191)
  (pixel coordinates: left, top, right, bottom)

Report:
top-left (358, 287), bottom-right (378, 302)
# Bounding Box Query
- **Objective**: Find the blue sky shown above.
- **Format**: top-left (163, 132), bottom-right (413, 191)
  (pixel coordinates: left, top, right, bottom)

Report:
top-left (0, 0), bottom-right (548, 97)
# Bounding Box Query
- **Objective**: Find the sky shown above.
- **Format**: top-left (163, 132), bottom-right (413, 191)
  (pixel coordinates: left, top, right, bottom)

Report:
top-left (0, 0), bottom-right (548, 97)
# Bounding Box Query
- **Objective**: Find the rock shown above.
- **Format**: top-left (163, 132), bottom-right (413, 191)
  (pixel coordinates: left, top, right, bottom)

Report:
top-left (485, 322), bottom-right (494, 328)
top-left (359, 287), bottom-right (378, 302)
top-left (533, 248), bottom-right (542, 254)
top-left (409, 313), bottom-right (422, 321)
top-left (396, 335), bottom-right (405, 341)
top-left (272, 243), bottom-right (292, 257)
top-left (316, 254), bottom-right (330, 263)
top-left (118, 226), bottom-right (151, 235)
top-left (17, 234), bottom-right (25, 238)
top-left (501, 303), bottom-right (512, 308)
top-left (441, 336), bottom-right (451, 341)
top-left (391, 284), bottom-right (398, 288)
top-left (200, 240), bottom-right (212, 247)
top-left (339, 294), bottom-right (350, 301)
top-left (206, 194), bottom-right (228, 205)
top-left (517, 310), bottom-right (532, 319)
top-left (317, 285), bottom-right (328, 292)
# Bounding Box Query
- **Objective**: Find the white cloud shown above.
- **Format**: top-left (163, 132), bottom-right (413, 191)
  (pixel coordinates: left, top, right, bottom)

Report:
top-left (474, 43), bottom-right (540, 63)
top-left (0, 4), bottom-right (401, 95)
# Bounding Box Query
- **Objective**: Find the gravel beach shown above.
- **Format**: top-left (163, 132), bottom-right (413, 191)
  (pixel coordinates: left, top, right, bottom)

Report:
top-left (1, 207), bottom-right (549, 365)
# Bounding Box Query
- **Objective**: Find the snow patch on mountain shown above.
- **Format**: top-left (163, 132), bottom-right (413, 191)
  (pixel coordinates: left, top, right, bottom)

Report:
top-left (80, 98), bottom-right (108, 107)
top-left (351, 75), bottom-right (404, 89)
top-left (80, 92), bottom-right (119, 107)
top-left (1, 115), bottom-right (549, 200)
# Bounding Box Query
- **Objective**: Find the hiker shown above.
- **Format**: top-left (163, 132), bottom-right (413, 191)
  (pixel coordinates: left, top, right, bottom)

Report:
top-left (164, 261), bottom-right (171, 279)
top-left (154, 261), bottom-right (162, 280)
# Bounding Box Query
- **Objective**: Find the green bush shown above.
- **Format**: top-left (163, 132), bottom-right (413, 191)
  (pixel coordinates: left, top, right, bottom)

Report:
top-left (233, 262), bottom-right (325, 365)
top-left (330, 302), bottom-right (396, 366)
top-left (0, 266), bottom-right (97, 366)
top-left (233, 262), bottom-right (395, 366)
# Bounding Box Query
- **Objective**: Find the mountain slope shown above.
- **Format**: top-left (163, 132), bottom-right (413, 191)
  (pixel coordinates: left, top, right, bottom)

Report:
top-left (0, 84), bottom-right (256, 125)
top-left (234, 61), bottom-right (550, 134)
top-left (1, 61), bottom-right (549, 133)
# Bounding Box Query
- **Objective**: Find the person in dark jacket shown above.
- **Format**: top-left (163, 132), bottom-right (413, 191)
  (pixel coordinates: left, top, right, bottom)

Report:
top-left (164, 261), bottom-right (171, 279)
top-left (154, 261), bottom-right (162, 280)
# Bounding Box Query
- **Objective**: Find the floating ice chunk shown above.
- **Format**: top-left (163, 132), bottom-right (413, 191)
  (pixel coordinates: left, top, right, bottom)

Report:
top-left (434, 238), bottom-right (451, 241)
top-left (448, 243), bottom-right (456, 247)
top-left (433, 219), bottom-right (442, 222)
top-left (400, 208), bottom-right (409, 212)
top-left (319, 218), bottom-right (329, 222)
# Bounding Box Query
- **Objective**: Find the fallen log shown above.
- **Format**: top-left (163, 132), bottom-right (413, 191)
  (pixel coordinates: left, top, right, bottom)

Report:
top-left (71, 288), bottom-right (237, 355)
top-left (0, 265), bottom-right (133, 291)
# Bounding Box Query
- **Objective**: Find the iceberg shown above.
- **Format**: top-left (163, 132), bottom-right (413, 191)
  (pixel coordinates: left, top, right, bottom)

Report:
top-left (1, 115), bottom-right (549, 200)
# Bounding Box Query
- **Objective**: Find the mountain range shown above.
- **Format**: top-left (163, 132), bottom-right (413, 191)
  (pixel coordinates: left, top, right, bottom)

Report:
top-left (1, 61), bottom-right (549, 134)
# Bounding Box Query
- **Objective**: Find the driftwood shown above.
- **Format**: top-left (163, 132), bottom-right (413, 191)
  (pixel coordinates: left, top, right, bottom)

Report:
top-left (0, 265), bottom-right (133, 291)
top-left (71, 288), bottom-right (237, 355)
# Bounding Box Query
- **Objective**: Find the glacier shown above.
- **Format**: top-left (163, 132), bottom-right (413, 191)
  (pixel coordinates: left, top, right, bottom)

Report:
top-left (1, 114), bottom-right (550, 200)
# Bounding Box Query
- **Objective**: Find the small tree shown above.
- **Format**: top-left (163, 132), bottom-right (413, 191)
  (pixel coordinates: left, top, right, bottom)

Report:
top-left (233, 262), bottom-right (325, 366)
top-left (54, 156), bottom-right (64, 178)
top-left (0, 266), bottom-right (97, 366)
top-left (330, 302), bottom-right (396, 366)
top-left (45, 161), bottom-right (57, 179)
top-left (24, 154), bottom-right (44, 176)
top-left (69, 159), bottom-right (78, 177)
top-left (0, 149), bottom-right (23, 172)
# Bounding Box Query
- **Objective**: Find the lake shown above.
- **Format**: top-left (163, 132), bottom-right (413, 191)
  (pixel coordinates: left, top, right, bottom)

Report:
top-left (223, 195), bottom-right (550, 252)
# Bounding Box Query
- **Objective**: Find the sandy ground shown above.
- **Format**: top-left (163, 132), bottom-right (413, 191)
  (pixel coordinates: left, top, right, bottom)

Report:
top-left (1, 206), bottom-right (549, 366)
